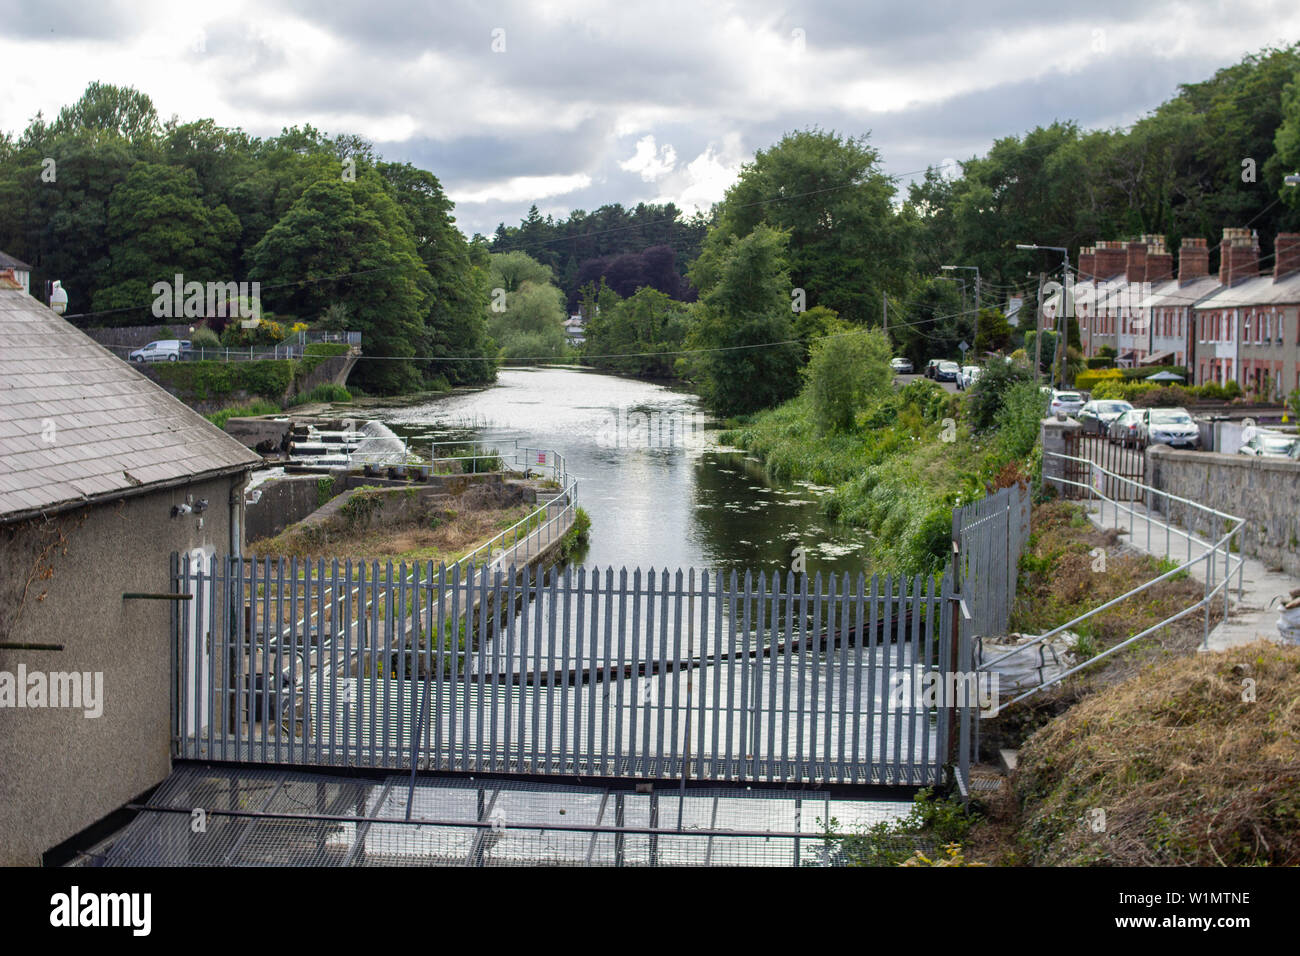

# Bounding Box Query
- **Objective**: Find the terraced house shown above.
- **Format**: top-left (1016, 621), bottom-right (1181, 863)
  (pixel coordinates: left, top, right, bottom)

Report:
top-left (1192, 231), bottom-right (1300, 396)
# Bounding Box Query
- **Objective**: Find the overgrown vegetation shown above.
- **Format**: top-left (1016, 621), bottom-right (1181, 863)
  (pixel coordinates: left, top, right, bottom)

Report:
top-left (287, 383), bottom-right (353, 406)
top-left (1013, 641), bottom-right (1300, 866)
top-left (820, 789), bottom-right (983, 866)
top-left (724, 364), bottom-right (1040, 575)
top-left (205, 398), bottom-right (282, 428)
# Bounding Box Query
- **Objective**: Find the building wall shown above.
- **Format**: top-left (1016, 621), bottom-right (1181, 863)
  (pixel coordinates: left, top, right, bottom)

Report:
top-left (1146, 447), bottom-right (1300, 578)
top-left (0, 472), bottom-right (242, 866)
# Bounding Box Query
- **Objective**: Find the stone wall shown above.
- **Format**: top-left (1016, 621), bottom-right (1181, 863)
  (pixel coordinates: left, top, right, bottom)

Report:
top-left (1147, 447), bottom-right (1300, 576)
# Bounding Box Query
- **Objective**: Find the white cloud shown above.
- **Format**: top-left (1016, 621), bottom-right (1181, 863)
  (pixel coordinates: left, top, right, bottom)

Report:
top-left (450, 172), bottom-right (593, 205)
top-left (619, 135), bottom-right (677, 182)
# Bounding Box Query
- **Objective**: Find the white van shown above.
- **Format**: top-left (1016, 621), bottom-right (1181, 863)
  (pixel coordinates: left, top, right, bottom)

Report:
top-left (129, 340), bottom-right (183, 363)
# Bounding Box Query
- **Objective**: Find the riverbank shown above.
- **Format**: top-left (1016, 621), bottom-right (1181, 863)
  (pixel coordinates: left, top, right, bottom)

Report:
top-left (721, 376), bottom-right (1041, 575)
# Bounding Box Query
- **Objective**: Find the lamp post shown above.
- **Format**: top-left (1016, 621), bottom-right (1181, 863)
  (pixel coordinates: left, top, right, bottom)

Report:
top-left (1017, 244), bottom-right (1071, 389)
top-left (942, 264), bottom-right (980, 354)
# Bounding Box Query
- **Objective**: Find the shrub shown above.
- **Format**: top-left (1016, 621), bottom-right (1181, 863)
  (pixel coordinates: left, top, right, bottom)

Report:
top-left (966, 359), bottom-right (1032, 432)
top-left (1075, 368), bottom-right (1123, 391)
top-left (805, 328), bottom-right (894, 432)
top-left (190, 326), bottom-right (221, 349)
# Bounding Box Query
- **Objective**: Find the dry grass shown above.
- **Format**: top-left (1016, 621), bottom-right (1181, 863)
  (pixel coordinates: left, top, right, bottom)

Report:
top-left (1011, 499), bottom-right (1222, 688)
top-left (1012, 641), bottom-right (1300, 866)
top-left (249, 503), bottom-right (536, 565)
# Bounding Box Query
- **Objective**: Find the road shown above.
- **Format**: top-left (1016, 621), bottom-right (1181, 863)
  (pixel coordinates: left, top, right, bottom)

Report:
top-left (893, 373), bottom-right (961, 394)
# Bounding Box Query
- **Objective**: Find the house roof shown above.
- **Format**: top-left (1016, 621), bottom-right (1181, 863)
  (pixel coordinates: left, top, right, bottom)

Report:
top-left (1192, 272), bottom-right (1300, 309)
top-left (0, 286), bottom-right (260, 522)
top-left (0, 249), bottom-right (33, 271)
top-left (1138, 275), bottom-right (1221, 309)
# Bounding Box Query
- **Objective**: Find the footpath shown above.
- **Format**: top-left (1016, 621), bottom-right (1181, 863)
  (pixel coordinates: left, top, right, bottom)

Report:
top-left (1085, 497), bottom-right (1298, 651)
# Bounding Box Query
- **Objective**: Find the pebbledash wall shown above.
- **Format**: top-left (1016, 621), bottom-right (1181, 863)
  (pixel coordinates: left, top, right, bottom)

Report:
top-left (0, 473), bottom-right (242, 866)
top-left (1146, 447), bottom-right (1300, 577)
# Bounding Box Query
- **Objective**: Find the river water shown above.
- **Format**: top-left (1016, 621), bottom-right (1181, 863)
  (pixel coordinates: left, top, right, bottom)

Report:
top-left (369, 366), bottom-right (872, 577)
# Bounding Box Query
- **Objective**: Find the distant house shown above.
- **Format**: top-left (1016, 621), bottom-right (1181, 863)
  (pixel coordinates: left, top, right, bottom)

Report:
top-left (0, 278), bottom-right (260, 866)
top-left (0, 250), bottom-right (31, 295)
top-left (565, 314), bottom-right (586, 346)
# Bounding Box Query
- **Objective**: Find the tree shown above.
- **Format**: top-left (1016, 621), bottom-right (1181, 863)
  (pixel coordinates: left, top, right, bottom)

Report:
top-left (92, 162), bottom-right (240, 321)
top-left (685, 224), bottom-right (802, 416)
top-left (708, 128), bottom-right (910, 325)
top-left (805, 328), bottom-right (893, 432)
top-left (489, 280), bottom-right (567, 360)
top-left (583, 286), bottom-right (691, 377)
top-left (249, 175), bottom-right (429, 393)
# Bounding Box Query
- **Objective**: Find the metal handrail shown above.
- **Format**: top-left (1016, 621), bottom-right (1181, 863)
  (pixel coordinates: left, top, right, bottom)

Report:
top-left (980, 452), bottom-right (1244, 700)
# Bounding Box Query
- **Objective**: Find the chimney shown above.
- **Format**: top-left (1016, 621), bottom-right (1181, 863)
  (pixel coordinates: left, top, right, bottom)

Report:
top-left (1219, 227), bottom-right (1259, 285)
top-left (1125, 240), bottom-right (1148, 283)
top-left (1145, 237), bottom-right (1173, 283)
top-left (1077, 246), bottom-right (1096, 280)
top-left (1275, 233), bottom-right (1300, 281)
top-left (1178, 238), bottom-right (1209, 284)
top-left (1093, 240), bottom-right (1126, 279)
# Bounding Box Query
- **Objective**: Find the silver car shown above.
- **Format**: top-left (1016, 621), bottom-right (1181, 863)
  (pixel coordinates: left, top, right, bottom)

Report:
top-left (1049, 390), bottom-right (1085, 417)
top-left (1140, 408), bottom-right (1199, 449)
top-left (1237, 431), bottom-right (1299, 458)
top-left (128, 340), bottom-right (183, 362)
top-left (1077, 399), bottom-right (1133, 435)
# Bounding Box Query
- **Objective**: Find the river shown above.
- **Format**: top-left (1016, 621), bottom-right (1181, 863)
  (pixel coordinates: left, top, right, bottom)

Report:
top-left (369, 366), bottom-right (872, 577)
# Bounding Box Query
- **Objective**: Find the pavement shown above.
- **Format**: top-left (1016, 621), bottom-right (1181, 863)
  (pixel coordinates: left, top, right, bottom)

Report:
top-left (1085, 496), bottom-right (1298, 651)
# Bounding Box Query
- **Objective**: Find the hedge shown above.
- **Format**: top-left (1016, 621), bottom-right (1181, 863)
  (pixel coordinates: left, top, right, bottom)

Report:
top-left (152, 359), bottom-right (294, 402)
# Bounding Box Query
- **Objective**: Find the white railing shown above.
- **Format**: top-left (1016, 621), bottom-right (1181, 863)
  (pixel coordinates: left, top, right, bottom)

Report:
top-left (982, 453), bottom-right (1245, 707)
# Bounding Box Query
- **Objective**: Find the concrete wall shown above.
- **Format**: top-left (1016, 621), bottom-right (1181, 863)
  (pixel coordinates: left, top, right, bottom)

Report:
top-left (1147, 447), bottom-right (1300, 576)
top-left (245, 474), bottom-right (346, 542)
top-left (0, 472), bottom-right (243, 866)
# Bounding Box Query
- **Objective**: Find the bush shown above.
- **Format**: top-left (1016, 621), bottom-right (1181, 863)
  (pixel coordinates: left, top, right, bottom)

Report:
top-left (966, 359), bottom-right (1033, 432)
top-left (190, 326), bottom-right (221, 349)
top-left (805, 328), bottom-right (893, 432)
top-left (1085, 356), bottom-right (1115, 369)
top-left (995, 379), bottom-right (1048, 459)
top-left (1074, 368), bottom-right (1123, 391)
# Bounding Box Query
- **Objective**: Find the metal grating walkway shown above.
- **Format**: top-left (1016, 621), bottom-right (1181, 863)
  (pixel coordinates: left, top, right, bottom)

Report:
top-left (89, 764), bottom-right (915, 867)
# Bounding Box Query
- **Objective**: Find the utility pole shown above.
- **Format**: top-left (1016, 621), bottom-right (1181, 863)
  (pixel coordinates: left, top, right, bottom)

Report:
top-left (1034, 272), bottom-right (1044, 387)
top-left (883, 292), bottom-right (888, 335)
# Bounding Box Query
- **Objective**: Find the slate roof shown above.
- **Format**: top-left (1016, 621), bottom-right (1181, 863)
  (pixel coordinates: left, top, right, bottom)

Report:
top-left (0, 249), bottom-right (32, 271)
top-left (1192, 271), bottom-right (1300, 309)
top-left (0, 285), bottom-right (260, 522)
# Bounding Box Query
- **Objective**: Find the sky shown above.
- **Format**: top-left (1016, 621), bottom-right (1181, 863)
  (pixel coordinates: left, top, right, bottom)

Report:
top-left (2, 0), bottom-right (1298, 238)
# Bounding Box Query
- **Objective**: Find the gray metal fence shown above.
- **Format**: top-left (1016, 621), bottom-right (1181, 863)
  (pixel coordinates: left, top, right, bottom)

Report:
top-left (172, 557), bottom-right (968, 787)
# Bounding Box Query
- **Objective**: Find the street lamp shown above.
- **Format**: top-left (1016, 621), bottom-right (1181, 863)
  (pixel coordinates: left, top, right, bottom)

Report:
top-left (1016, 244), bottom-right (1071, 389)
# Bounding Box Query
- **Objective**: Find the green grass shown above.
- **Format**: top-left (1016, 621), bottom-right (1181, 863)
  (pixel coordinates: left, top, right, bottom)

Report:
top-left (288, 383), bottom-right (353, 406)
top-left (722, 380), bottom-right (1038, 576)
top-left (205, 398), bottom-right (283, 428)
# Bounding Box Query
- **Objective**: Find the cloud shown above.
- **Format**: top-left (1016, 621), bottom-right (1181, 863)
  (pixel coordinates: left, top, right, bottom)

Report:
top-left (2, 0), bottom-right (1299, 238)
top-left (619, 136), bottom-right (678, 182)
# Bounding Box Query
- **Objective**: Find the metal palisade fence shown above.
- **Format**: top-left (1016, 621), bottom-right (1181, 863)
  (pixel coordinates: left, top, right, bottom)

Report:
top-left (171, 556), bottom-right (970, 788)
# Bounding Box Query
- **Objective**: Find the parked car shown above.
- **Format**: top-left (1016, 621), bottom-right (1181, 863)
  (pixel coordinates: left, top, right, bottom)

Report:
top-left (1049, 390), bottom-right (1085, 417)
top-left (934, 361), bottom-right (960, 382)
top-left (957, 365), bottom-right (981, 390)
top-left (128, 340), bottom-right (183, 363)
top-left (1139, 407), bottom-right (1199, 449)
top-left (890, 357), bottom-right (914, 374)
top-left (924, 359), bottom-right (943, 379)
top-left (1076, 399), bottom-right (1133, 435)
top-left (1237, 430), bottom-right (1299, 458)
top-left (1108, 408), bottom-right (1145, 447)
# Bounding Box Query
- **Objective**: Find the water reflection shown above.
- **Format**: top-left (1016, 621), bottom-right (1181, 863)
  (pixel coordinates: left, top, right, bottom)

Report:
top-left (369, 367), bottom-right (871, 576)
